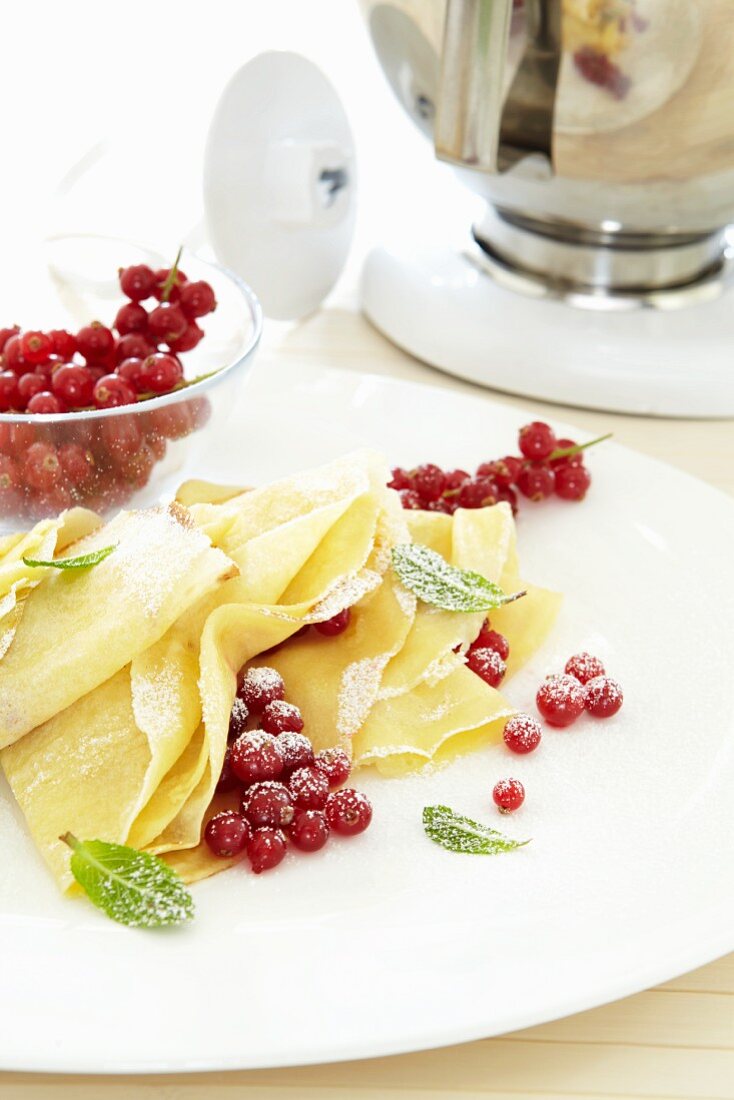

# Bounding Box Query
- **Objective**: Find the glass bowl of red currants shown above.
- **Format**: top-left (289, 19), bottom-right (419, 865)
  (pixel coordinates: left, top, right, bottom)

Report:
top-left (0, 235), bottom-right (262, 529)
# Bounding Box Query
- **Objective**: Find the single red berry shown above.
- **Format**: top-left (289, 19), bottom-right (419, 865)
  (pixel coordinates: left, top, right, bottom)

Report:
top-left (412, 463), bottom-right (446, 503)
top-left (314, 608), bottom-right (351, 637)
top-left (58, 443), bottom-right (95, 486)
top-left (100, 416), bottom-right (143, 461)
top-left (388, 466), bottom-right (412, 491)
top-left (564, 652), bottom-right (605, 685)
top-left (325, 789), bottom-right (373, 836)
top-left (503, 714), bottom-right (542, 754)
top-left (228, 695), bottom-right (249, 740)
top-left (289, 765), bottom-right (329, 810)
top-left (118, 442), bottom-right (156, 489)
top-left (584, 675), bottom-right (623, 718)
top-left (241, 781), bottom-right (295, 828)
top-left (26, 391), bottom-right (65, 415)
top-left (230, 730), bottom-right (284, 786)
top-left (0, 370), bottom-right (20, 411)
top-left (0, 326), bottom-right (19, 353)
top-left (147, 303), bottom-right (188, 344)
top-left (260, 700), bottom-right (304, 735)
top-left (0, 452), bottom-right (19, 488)
top-left (3, 334), bottom-right (28, 375)
top-left (17, 372), bottom-right (45, 407)
top-left (536, 674), bottom-right (585, 727)
top-left (115, 332), bottom-right (155, 364)
top-left (20, 331), bottom-right (53, 366)
top-left (139, 352), bottom-right (183, 394)
top-left (493, 777), bottom-right (525, 813)
top-left (276, 731), bottom-right (315, 773)
top-left (519, 420), bottom-right (557, 461)
top-left (77, 323), bottom-right (115, 365)
top-left (477, 456), bottom-right (521, 488)
top-left (119, 264), bottom-right (156, 302)
top-left (444, 468), bottom-right (470, 491)
top-left (168, 322), bottom-right (204, 354)
top-left (179, 280), bottom-right (217, 318)
top-left (117, 356), bottom-right (147, 393)
top-left (24, 441), bottom-right (61, 491)
top-left (93, 374), bottom-right (136, 409)
top-left (204, 810), bottom-right (251, 857)
top-left (152, 266), bottom-right (188, 302)
top-left (472, 627), bottom-right (509, 661)
top-left (467, 646), bottom-right (506, 688)
top-left (399, 488), bottom-right (423, 510)
top-left (289, 809), bottom-right (330, 852)
top-left (314, 747), bottom-right (351, 788)
top-left (550, 439), bottom-right (584, 468)
top-left (147, 403), bottom-right (194, 441)
top-left (458, 477), bottom-right (499, 509)
top-left (215, 745), bottom-right (240, 793)
top-left (9, 423), bottom-right (35, 453)
top-left (517, 463), bottom-right (555, 501)
top-left (554, 464), bottom-right (592, 501)
top-left (239, 666), bottom-right (285, 713)
top-left (48, 329), bottom-right (77, 359)
top-left (51, 363), bottom-right (95, 408)
top-left (246, 827), bottom-right (287, 873)
top-left (114, 302), bottom-right (148, 336)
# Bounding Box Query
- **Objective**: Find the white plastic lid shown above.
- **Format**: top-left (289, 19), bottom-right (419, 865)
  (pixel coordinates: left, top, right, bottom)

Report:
top-left (204, 51), bottom-right (356, 320)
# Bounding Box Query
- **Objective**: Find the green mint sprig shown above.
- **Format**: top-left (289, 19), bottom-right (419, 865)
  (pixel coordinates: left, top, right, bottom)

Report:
top-left (391, 543), bottom-right (525, 613)
top-left (60, 833), bottom-right (194, 929)
top-left (423, 805), bottom-right (530, 855)
top-left (549, 432), bottom-right (612, 462)
top-left (23, 544), bottom-right (117, 570)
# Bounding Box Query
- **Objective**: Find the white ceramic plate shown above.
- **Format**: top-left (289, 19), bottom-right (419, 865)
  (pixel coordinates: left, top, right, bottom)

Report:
top-left (1, 363), bottom-right (732, 1073)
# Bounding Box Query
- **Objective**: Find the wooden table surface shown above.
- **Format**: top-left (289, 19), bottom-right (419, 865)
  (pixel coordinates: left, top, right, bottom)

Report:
top-left (2, 308), bottom-right (732, 1100)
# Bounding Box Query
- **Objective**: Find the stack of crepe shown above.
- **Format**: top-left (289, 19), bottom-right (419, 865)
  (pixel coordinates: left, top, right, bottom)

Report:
top-left (0, 451), bottom-right (560, 891)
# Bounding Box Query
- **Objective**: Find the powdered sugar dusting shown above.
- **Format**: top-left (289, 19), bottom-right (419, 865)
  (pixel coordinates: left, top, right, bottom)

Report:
top-left (306, 569), bottom-right (382, 623)
top-left (337, 656), bottom-right (387, 737)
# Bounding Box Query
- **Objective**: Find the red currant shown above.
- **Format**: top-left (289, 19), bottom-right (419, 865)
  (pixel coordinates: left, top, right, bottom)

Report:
top-left (554, 464), bottom-right (592, 501)
top-left (179, 280), bottom-right (217, 318)
top-left (20, 331), bottom-right (53, 366)
top-left (239, 666), bottom-right (285, 713)
top-left (230, 730), bottom-right (284, 786)
top-left (314, 746), bottom-right (351, 788)
top-left (289, 809), bottom-right (329, 852)
top-left (147, 303), bottom-right (188, 344)
top-left (536, 674), bottom-right (585, 727)
top-left (550, 439), bottom-right (584, 468)
top-left (139, 352), bottom-right (183, 394)
top-left (0, 370), bottom-right (20, 411)
top-left (26, 391), bottom-right (65, 414)
top-left (24, 441), bottom-right (61, 491)
top-left (9, 423), bottom-right (35, 452)
top-left (204, 810), bottom-right (251, 857)
top-left (58, 443), bottom-right (95, 485)
top-left (412, 463), bottom-right (446, 503)
top-left (152, 266), bottom-right (188, 302)
top-left (118, 442), bottom-right (156, 489)
top-left (17, 372), bottom-right (45, 407)
top-left (564, 652), bottom-right (605, 685)
top-left (48, 330), bottom-right (77, 359)
top-left (0, 326), bottom-right (19, 353)
top-left (246, 827), bottom-right (287, 873)
top-left (100, 416), bottom-right (143, 461)
top-left (93, 374), bottom-right (136, 409)
top-left (276, 731), bottom-right (315, 773)
top-left (492, 777), bottom-right (525, 813)
top-left (77, 323), bottom-right (115, 365)
top-left (115, 333), bottom-right (155, 363)
top-left (114, 302), bottom-right (148, 336)
top-left (117, 357), bottom-right (147, 393)
top-left (241, 781), bottom-right (295, 828)
top-left (398, 488), bottom-right (423, 510)
top-left (51, 363), bottom-right (95, 409)
top-left (503, 714), bottom-right (542, 754)
top-left (428, 496), bottom-right (458, 514)
top-left (388, 467), bottom-right (412, 490)
top-left (584, 675), bottom-right (623, 718)
top-left (472, 626), bottom-right (509, 661)
top-left (325, 789), bottom-right (373, 836)
top-left (3, 335), bottom-right (27, 375)
top-left (467, 646), bottom-right (506, 688)
top-left (168, 322), bottom-right (204, 354)
top-left (119, 264), bottom-right (156, 301)
top-left (517, 463), bottom-right (555, 501)
top-left (147, 403), bottom-right (193, 440)
top-left (260, 700), bottom-right (304, 735)
top-left (314, 608), bottom-right (351, 637)
top-left (458, 477), bottom-right (499, 509)
top-left (215, 745), bottom-right (240, 793)
top-left (519, 420), bottom-right (557, 461)
top-left (477, 456), bottom-right (522, 488)
top-left (444, 468), bottom-right (470, 491)
top-left (228, 696), bottom-right (249, 740)
top-left (289, 765), bottom-right (329, 810)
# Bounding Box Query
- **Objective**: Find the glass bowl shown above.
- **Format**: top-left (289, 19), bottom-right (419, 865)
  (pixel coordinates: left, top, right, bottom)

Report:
top-left (0, 235), bottom-right (262, 530)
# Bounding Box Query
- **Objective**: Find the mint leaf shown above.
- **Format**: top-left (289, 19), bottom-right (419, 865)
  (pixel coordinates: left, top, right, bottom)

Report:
top-left (23, 544), bottom-right (117, 570)
top-left (60, 833), bottom-right (194, 929)
top-left (423, 805), bottom-right (530, 855)
top-left (392, 543), bottom-right (525, 613)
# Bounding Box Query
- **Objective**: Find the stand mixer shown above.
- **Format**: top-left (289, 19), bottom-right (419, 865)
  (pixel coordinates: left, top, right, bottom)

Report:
top-left (358, 0), bottom-right (734, 416)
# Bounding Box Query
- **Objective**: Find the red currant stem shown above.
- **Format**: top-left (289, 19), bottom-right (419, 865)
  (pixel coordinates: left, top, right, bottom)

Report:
top-left (549, 432), bottom-right (612, 461)
top-left (161, 245), bottom-right (184, 302)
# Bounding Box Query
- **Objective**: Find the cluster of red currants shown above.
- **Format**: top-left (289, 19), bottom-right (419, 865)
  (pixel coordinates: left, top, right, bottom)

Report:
top-left (491, 651), bottom-right (624, 814)
top-left (205, 651), bottom-right (373, 875)
top-left (389, 419), bottom-right (605, 515)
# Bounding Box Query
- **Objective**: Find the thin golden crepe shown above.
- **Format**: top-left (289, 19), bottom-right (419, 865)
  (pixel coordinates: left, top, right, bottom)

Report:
top-left (0, 450), bottom-right (560, 892)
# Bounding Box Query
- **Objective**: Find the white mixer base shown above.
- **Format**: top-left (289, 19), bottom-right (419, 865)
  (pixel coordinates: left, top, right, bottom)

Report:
top-left (361, 243), bottom-right (734, 418)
